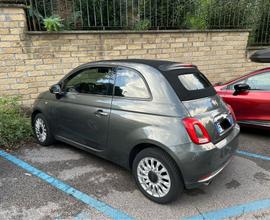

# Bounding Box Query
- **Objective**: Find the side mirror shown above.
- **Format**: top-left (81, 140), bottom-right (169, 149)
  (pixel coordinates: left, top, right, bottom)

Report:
top-left (233, 83), bottom-right (250, 96)
top-left (49, 84), bottom-right (63, 95)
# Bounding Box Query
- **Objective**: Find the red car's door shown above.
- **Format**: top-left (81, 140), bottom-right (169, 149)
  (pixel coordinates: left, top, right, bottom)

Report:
top-left (222, 90), bottom-right (270, 122)
top-left (221, 71), bottom-right (270, 123)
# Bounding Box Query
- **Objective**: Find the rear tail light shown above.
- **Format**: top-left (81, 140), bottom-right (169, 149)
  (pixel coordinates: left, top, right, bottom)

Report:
top-left (227, 104), bottom-right (236, 121)
top-left (180, 64), bottom-right (194, 68)
top-left (182, 118), bottom-right (211, 145)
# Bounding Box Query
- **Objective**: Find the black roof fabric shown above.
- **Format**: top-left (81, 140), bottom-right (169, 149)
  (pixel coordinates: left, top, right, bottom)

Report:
top-left (250, 48), bottom-right (270, 63)
top-left (162, 68), bottom-right (216, 101)
top-left (101, 59), bottom-right (216, 101)
top-left (102, 59), bottom-right (180, 70)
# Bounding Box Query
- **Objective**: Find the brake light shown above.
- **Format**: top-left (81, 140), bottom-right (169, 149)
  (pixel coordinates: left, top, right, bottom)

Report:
top-left (182, 118), bottom-right (211, 144)
top-left (180, 64), bottom-right (194, 68)
top-left (227, 104), bottom-right (236, 121)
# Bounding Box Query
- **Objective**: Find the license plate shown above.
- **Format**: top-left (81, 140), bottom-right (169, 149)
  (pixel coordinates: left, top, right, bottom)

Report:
top-left (215, 122), bottom-right (224, 134)
top-left (227, 114), bottom-right (234, 125)
top-left (215, 114), bottom-right (233, 135)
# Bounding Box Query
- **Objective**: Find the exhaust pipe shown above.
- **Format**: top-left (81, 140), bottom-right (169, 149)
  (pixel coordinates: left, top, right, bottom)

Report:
top-left (203, 180), bottom-right (213, 186)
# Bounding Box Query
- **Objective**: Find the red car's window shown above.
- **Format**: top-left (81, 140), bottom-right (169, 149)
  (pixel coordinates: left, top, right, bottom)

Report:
top-left (227, 72), bottom-right (270, 91)
top-left (226, 80), bottom-right (246, 90)
top-left (246, 72), bottom-right (270, 90)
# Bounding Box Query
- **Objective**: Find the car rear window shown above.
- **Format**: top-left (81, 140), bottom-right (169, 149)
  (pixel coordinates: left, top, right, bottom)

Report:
top-left (161, 68), bottom-right (216, 101)
top-left (178, 73), bottom-right (211, 90)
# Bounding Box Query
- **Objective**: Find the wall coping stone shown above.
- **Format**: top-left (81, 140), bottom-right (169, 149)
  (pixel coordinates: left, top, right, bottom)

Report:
top-left (26, 29), bottom-right (252, 35)
top-left (0, 3), bottom-right (26, 8)
top-left (247, 46), bottom-right (270, 50)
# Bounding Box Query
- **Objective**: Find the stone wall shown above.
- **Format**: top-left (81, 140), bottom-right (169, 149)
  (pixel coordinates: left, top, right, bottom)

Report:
top-left (0, 4), bottom-right (268, 105)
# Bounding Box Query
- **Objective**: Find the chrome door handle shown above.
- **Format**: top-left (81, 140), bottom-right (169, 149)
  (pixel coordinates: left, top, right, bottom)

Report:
top-left (95, 109), bottom-right (108, 117)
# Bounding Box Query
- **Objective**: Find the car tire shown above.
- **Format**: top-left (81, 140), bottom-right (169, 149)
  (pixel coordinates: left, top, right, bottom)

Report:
top-left (33, 113), bottom-right (55, 146)
top-left (132, 147), bottom-right (184, 204)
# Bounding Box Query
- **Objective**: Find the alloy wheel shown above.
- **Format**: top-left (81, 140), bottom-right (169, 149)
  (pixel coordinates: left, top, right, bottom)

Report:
top-left (35, 118), bottom-right (47, 143)
top-left (137, 157), bottom-right (171, 198)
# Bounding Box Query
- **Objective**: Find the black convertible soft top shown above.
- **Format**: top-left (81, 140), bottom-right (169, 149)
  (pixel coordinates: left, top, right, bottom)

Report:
top-left (103, 59), bottom-right (216, 101)
top-left (250, 48), bottom-right (270, 63)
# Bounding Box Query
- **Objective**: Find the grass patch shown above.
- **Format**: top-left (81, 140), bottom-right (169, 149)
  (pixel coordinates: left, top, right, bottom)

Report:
top-left (0, 97), bottom-right (33, 150)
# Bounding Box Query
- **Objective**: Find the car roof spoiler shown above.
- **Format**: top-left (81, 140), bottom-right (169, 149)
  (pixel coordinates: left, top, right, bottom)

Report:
top-left (250, 48), bottom-right (270, 63)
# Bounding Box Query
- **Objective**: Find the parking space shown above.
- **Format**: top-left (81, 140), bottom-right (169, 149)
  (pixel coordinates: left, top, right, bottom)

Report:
top-left (0, 128), bottom-right (270, 220)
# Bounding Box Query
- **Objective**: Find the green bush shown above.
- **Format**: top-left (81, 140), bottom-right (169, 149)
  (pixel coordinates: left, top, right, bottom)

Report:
top-left (185, 0), bottom-right (258, 30)
top-left (0, 97), bottom-right (32, 150)
top-left (43, 16), bottom-right (63, 31)
top-left (133, 19), bottom-right (151, 31)
top-left (185, 0), bottom-right (209, 29)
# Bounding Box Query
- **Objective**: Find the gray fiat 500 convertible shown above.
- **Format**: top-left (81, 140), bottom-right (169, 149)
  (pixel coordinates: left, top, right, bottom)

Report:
top-left (32, 59), bottom-right (239, 203)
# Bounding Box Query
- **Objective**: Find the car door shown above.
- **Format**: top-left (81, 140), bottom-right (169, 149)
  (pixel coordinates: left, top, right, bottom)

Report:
top-left (221, 71), bottom-right (270, 123)
top-left (106, 66), bottom-right (152, 166)
top-left (53, 66), bottom-right (115, 152)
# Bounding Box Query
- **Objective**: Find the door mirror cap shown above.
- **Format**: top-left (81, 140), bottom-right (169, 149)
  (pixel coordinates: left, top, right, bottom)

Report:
top-left (233, 83), bottom-right (250, 96)
top-left (49, 84), bottom-right (63, 95)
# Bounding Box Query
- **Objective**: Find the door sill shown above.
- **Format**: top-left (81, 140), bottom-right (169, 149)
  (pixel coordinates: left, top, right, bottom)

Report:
top-left (55, 135), bottom-right (103, 153)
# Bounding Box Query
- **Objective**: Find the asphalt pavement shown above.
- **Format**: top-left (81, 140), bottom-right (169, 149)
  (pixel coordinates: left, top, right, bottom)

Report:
top-left (0, 127), bottom-right (270, 220)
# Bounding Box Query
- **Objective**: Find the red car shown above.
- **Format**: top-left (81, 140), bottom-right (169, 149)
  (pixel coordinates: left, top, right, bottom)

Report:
top-left (215, 67), bottom-right (270, 128)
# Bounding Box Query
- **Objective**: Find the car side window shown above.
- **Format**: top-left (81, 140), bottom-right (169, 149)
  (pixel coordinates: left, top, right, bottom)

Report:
top-left (63, 67), bottom-right (114, 96)
top-left (227, 79), bottom-right (246, 90)
top-left (114, 67), bottom-right (150, 99)
top-left (245, 72), bottom-right (270, 91)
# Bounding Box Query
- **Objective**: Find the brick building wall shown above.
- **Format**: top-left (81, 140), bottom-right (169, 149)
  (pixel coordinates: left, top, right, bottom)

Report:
top-left (0, 4), bottom-right (268, 106)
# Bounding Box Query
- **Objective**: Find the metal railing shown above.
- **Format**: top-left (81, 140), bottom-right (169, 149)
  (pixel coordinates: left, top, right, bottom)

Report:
top-left (24, 0), bottom-right (270, 46)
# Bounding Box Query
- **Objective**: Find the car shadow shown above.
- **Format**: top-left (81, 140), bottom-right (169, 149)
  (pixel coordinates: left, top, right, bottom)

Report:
top-left (240, 126), bottom-right (270, 137)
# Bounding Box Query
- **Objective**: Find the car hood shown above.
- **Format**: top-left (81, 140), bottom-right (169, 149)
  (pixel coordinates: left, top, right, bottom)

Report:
top-left (36, 91), bottom-right (55, 100)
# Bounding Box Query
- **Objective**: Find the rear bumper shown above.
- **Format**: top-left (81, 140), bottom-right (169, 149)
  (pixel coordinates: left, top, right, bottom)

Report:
top-left (176, 124), bottom-right (240, 189)
top-left (197, 157), bottom-right (232, 184)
